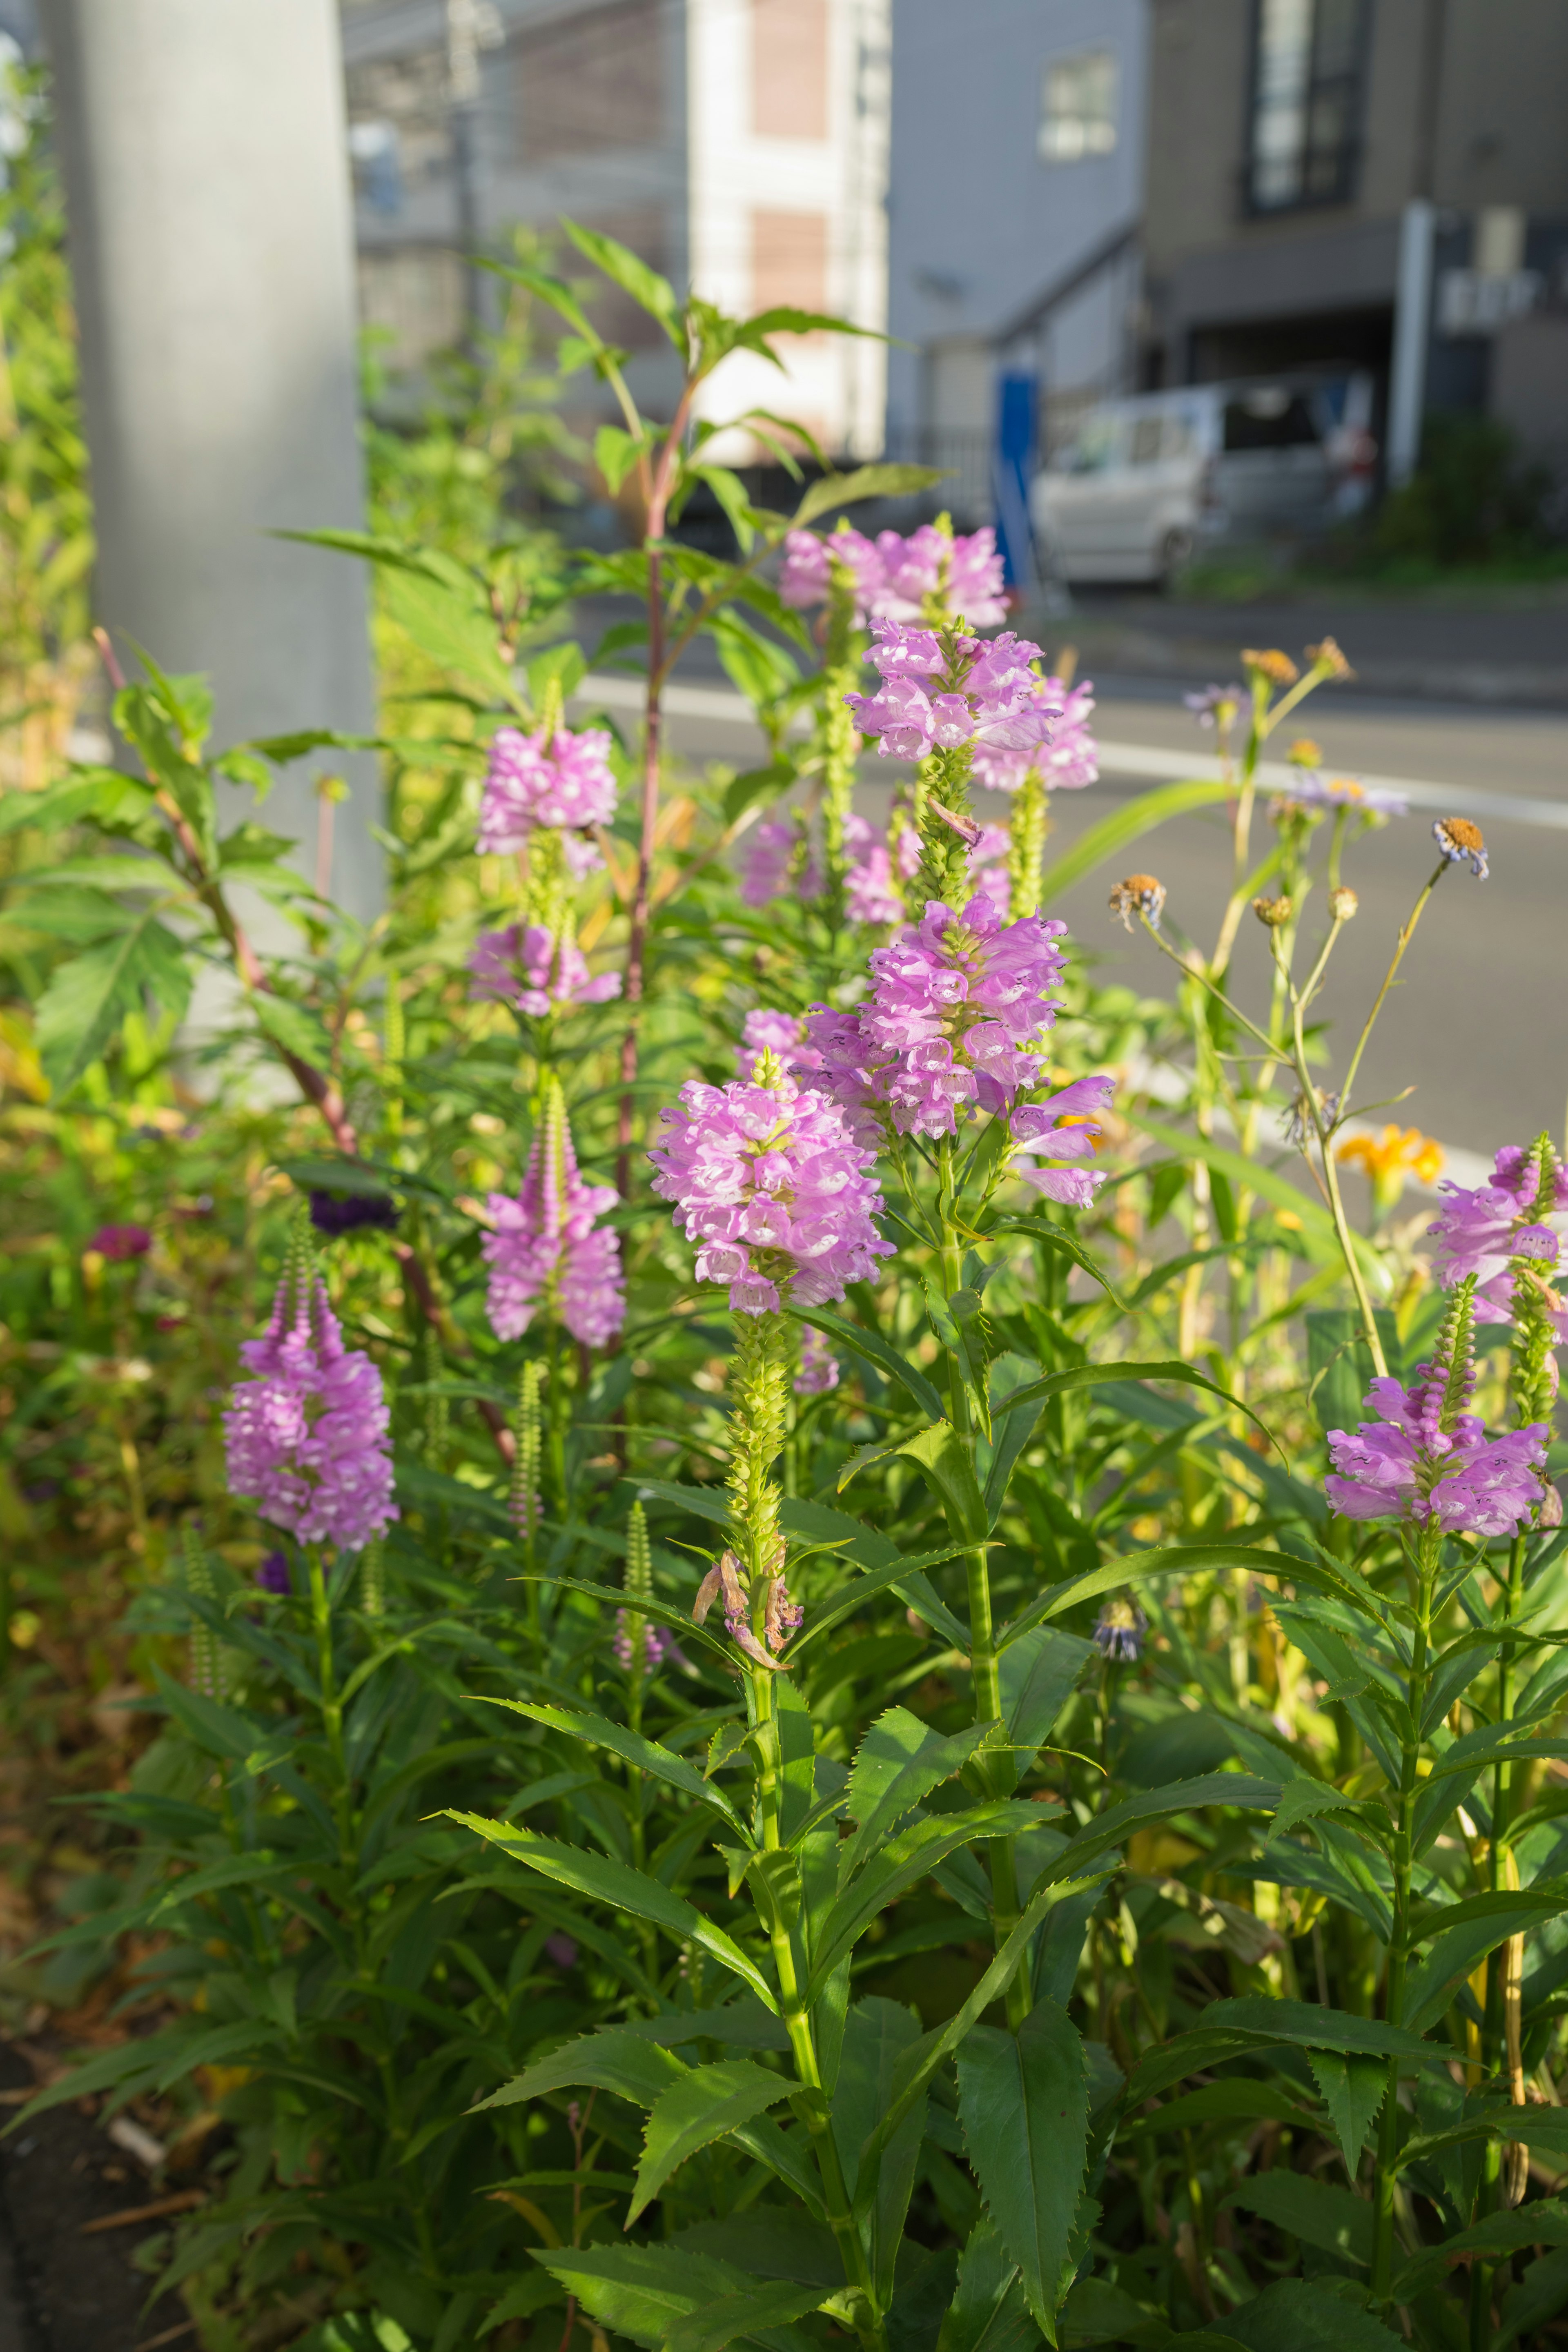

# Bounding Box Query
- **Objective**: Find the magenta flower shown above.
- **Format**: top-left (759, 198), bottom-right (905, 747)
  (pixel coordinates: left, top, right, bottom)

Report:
top-left (483, 1102), bottom-right (624, 1349)
top-left (1327, 1369), bottom-right (1547, 1539)
top-left (737, 1007), bottom-right (808, 1074)
top-left (89, 1223), bottom-right (152, 1261)
top-left (973, 677), bottom-right (1098, 794)
top-left (794, 1325), bottom-right (840, 1396)
top-left (846, 622), bottom-right (1059, 763)
top-left (967, 824), bottom-right (1011, 919)
top-left (648, 1064), bottom-right (892, 1315)
top-left (779, 525), bottom-right (883, 621)
top-left (741, 815), bottom-right (820, 907)
top-left (862, 894), bottom-right (1069, 1132)
top-left (225, 1274), bottom-right (397, 1552)
top-left (875, 524), bottom-right (1008, 626)
top-left (477, 725), bottom-right (617, 854)
top-left (1430, 1145), bottom-right (1568, 1337)
top-left (469, 922), bottom-right (622, 1018)
top-left (1010, 1074), bottom-right (1115, 1204)
top-left (613, 1612), bottom-right (688, 1673)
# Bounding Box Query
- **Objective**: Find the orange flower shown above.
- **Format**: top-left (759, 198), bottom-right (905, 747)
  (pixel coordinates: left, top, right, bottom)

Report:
top-left (1336, 1123), bottom-right (1445, 1209)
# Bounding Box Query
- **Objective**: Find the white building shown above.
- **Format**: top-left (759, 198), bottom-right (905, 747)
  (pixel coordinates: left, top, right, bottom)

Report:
top-left (340, 0), bottom-right (891, 459)
top-left (884, 0), bottom-right (1148, 512)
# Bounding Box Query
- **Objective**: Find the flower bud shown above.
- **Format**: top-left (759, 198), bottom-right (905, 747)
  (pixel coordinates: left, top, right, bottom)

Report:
top-left (1242, 647), bottom-right (1298, 686)
top-left (1287, 736), bottom-right (1322, 768)
top-left (1253, 894), bottom-right (1293, 928)
top-left (1328, 885), bottom-right (1359, 921)
top-left (1305, 636), bottom-right (1354, 680)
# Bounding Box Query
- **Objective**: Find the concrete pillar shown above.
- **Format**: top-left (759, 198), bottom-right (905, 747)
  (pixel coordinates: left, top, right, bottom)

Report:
top-left (1388, 199), bottom-right (1436, 493)
top-left (38, 0), bottom-right (382, 924)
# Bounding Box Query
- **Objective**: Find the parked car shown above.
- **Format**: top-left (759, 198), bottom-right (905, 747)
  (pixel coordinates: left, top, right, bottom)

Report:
top-left (1029, 374), bottom-right (1376, 584)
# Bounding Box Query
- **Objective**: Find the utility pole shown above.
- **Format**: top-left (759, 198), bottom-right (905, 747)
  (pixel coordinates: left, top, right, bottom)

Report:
top-left (38, 0), bottom-right (383, 924)
top-left (446, 0), bottom-right (504, 342)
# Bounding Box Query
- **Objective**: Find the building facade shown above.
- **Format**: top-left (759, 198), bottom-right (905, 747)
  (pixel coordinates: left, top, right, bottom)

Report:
top-left (1141, 0), bottom-right (1568, 476)
top-left (883, 0), bottom-right (1149, 511)
top-left (340, 0), bottom-right (890, 459)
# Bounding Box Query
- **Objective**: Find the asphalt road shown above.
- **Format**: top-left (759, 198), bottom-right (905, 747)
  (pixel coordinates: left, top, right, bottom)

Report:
top-left (573, 659), bottom-right (1568, 1163)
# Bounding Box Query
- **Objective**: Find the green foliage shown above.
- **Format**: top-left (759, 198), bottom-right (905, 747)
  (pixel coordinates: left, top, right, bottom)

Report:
top-left (7, 206), bottom-right (1568, 2352)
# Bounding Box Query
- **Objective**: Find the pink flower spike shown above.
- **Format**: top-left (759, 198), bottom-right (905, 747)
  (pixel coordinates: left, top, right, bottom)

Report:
top-left (483, 1086), bottom-right (624, 1348)
top-left (649, 1062), bottom-right (892, 1315)
top-left (469, 922), bottom-right (622, 1018)
top-left (225, 1270), bottom-right (397, 1552)
top-left (478, 725), bottom-right (617, 854)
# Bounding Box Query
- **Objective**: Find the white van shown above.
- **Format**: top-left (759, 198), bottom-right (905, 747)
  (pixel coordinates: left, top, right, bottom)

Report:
top-left (1029, 375), bottom-right (1376, 585)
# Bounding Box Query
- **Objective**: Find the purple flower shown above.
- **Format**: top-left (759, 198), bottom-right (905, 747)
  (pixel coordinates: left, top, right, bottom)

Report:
top-left (309, 1191), bottom-right (400, 1237)
top-left (477, 725), bottom-right (617, 854)
top-left (967, 824), bottom-right (1011, 920)
top-left (256, 1550), bottom-right (291, 1596)
top-left (483, 1100), bottom-right (625, 1350)
top-left (1326, 1328), bottom-right (1548, 1539)
top-left (648, 1063), bottom-right (893, 1316)
top-left (1430, 1145), bottom-right (1568, 1337)
top-left (972, 678), bottom-right (1099, 794)
top-left (875, 525), bottom-right (1008, 626)
top-left (469, 922), bottom-right (622, 1018)
top-left (855, 894), bottom-right (1070, 1135)
top-left (224, 1274), bottom-right (398, 1552)
top-left (742, 816), bottom-right (820, 907)
top-left (1010, 1074), bottom-right (1115, 1205)
top-left (1094, 1599), bottom-right (1146, 1662)
top-left (794, 1325), bottom-right (840, 1396)
top-left (89, 1223), bottom-right (151, 1261)
top-left (738, 1007), bottom-right (815, 1076)
top-left (1184, 683), bottom-right (1245, 728)
top-left (779, 524), bottom-right (883, 622)
top-left (847, 622), bottom-right (1059, 763)
top-left (839, 813), bottom-right (902, 926)
top-left (613, 1613), bottom-right (689, 1673)
top-left (1276, 771), bottom-right (1408, 818)
top-left (544, 1931), bottom-right (578, 1970)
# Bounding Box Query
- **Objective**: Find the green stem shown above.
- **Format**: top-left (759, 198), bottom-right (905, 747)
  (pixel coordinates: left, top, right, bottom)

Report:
top-left (1337, 863), bottom-right (1447, 1118)
top-left (1372, 1528), bottom-right (1437, 2299)
top-left (937, 1143), bottom-right (1028, 2029)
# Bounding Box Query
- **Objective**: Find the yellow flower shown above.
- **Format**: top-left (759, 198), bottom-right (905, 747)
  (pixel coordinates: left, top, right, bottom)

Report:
top-left (1336, 1124), bottom-right (1445, 1209)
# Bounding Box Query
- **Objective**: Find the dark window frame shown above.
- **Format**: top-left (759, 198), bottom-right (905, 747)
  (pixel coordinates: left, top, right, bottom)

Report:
top-left (1243, 0), bottom-right (1372, 218)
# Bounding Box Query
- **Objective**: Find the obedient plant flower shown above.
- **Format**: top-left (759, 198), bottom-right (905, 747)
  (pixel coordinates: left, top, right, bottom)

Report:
top-left (845, 622), bottom-right (1060, 764)
top-left (804, 894), bottom-right (1074, 1140)
top-left (778, 520), bottom-right (1008, 627)
top-left (794, 1325), bottom-right (840, 1395)
top-left (649, 1051), bottom-right (891, 1314)
top-left (483, 1078), bottom-right (625, 1348)
top-left (741, 814), bottom-right (820, 906)
top-left (1325, 1280), bottom-right (1547, 1537)
top-left (469, 920), bottom-right (622, 1017)
top-left (1432, 816), bottom-right (1489, 878)
top-left (972, 676), bottom-right (1098, 793)
top-left (1430, 1136), bottom-right (1568, 1341)
top-left (778, 523), bottom-right (883, 622)
top-left (477, 724), bottom-right (617, 855)
top-left (736, 1007), bottom-right (810, 1074)
top-left (694, 1543), bottom-right (803, 1672)
top-left (1010, 1075), bottom-right (1115, 1205)
top-left (224, 1244), bottom-right (397, 1552)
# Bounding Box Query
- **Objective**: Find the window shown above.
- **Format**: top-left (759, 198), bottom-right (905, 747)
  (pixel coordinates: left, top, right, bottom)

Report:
top-left (751, 210), bottom-right (829, 314)
top-left (1248, 0), bottom-right (1366, 212)
top-left (1222, 391), bottom-right (1321, 451)
top-left (515, 0), bottom-right (664, 163)
top-left (1063, 415), bottom-right (1120, 473)
top-left (752, 0), bottom-right (829, 140)
top-left (1129, 416), bottom-right (1164, 466)
top-left (1040, 50), bottom-right (1118, 163)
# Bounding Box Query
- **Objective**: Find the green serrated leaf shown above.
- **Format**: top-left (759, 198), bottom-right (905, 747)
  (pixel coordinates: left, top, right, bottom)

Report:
top-left (957, 2002), bottom-right (1089, 2344)
top-left (631, 2058), bottom-right (793, 2221)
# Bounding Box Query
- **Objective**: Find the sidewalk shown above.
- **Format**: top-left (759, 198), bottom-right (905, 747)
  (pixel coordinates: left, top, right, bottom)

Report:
top-left (1031, 586), bottom-right (1568, 707)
